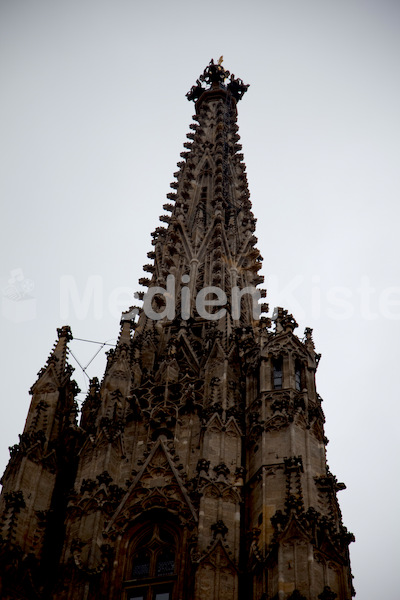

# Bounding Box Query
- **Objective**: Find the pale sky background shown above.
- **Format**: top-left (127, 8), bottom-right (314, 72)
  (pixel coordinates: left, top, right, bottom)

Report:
top-left (1, 1), bottom-right (399, 598)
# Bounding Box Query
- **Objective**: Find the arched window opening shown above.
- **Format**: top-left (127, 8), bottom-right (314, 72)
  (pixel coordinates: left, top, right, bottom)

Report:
top-left (295, 360), bottom-right (302, 391)
top-left (273, 357), bottom-right (283, 390)
top-left (126, 521), bottom-right (178, 600)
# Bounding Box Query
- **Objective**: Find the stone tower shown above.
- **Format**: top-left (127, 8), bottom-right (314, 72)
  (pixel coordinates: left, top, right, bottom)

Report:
top-left (0, 60), bottom-right (354, 600)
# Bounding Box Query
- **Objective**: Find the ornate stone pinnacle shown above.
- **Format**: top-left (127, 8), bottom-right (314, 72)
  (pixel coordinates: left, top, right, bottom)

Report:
top-left (186, 59), bottom-right (249, 103)
top-left (200, 58), bottom-right (230, 87)
top-left (57, 325), bottom-right (73, 341)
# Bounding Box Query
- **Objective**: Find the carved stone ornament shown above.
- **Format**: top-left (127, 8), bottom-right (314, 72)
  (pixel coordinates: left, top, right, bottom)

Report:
top-left (287, 591), bottom-right (307, 600)
top-left (211, 519), bottom-right (228, 539)
top-left (318, 586), bottom-right (338, 600)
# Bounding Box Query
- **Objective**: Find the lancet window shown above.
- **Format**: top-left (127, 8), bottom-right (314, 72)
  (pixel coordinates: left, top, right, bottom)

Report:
top-left (273, 357), bottom-right (283, 390)
top-left (295, 360), bottom-right (302, 391)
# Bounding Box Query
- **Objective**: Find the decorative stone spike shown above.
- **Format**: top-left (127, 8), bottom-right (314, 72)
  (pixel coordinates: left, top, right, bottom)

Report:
top-left (57, 325), bottom-right (73, 341)
top-left (120, 306), bottom-right (140, 323)
top-left (138, 277), bottom-right (151, 287)
top-left (143, 264), bottom-right (155, 273)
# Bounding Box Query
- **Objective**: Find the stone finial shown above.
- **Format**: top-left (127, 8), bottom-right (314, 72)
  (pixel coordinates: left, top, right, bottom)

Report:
top-left (304, 326), bottom-right (315, 350)
top-left (318, 586), bottom-right (337, 600)
top-left (4, 490), bottom-right (26, 511)
top-left (211, 519), bottom-right (228, 539)
top-left (227, 74), bottom-right (250, 101)
top-left (272, 307), bottom-right (298, 333)
top-left (186, 59), bottom-right (249, 103)
top-left (120, 306), bottom-right (139, 326)
top-left (284, 456), bottom-right (304, 473)
top-left (57, 325), bottom-right (73, 341)
top-left (200, 59), bottom-right (229, 87)
top-left (196, 458), bottom-right (210, 477)
top-left (288, 591), bottom-right (307, 600)
top-left (213, 462), bottom-right (230, 480)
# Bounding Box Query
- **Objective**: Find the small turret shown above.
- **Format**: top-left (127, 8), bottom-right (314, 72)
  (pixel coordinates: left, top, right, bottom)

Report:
top-left (0, 61), bottom-right (354, 600)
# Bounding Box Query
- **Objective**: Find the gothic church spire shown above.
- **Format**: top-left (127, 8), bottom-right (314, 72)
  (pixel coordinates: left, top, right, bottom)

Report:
top-left (137, 59), bottom-right (266, 332)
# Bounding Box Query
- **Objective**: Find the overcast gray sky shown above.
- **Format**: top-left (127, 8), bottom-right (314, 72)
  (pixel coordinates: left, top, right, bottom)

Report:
top-left (1, 1), bottom-right (399, 598)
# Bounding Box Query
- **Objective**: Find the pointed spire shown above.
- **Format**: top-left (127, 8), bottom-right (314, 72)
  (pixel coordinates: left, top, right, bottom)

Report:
top-left (117, 314), bottom-right (134, 345)
top-left (31, 325), bottom-right (73, 392)
top-left (135, 60), bottom-right (263, 328)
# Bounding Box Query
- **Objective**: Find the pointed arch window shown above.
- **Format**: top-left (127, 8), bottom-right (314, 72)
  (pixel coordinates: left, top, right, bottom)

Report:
top-left (125, 522), bottom-right (177, 600)
top-left (295, 360), bottom-right (302, 391)
top-left (273, 357), bottom-right (283, 390)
